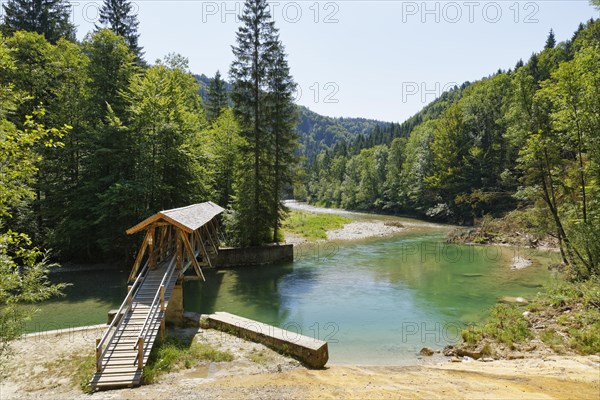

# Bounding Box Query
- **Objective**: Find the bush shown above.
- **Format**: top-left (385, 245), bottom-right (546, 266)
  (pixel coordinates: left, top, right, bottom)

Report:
top-left (461, 304), bottom-right (531, 347)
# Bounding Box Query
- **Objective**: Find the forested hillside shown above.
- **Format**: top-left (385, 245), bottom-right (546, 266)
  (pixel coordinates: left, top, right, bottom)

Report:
top-left (0, 0), bottom-right (298, 262)
top-left (196, 80), bottom-right (387, 165)
top-left (296, 106), bottom-right (386, 163)
top-left (305, 20), bottom-right (600, 278)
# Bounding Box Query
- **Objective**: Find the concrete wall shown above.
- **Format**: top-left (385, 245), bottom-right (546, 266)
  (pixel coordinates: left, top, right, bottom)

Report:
top-left (214, 244), bottom-right (293, 268)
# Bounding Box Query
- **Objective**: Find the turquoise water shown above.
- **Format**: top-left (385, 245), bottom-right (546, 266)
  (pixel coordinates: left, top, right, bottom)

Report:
top-left (26, 230), bottom-right (558, 364)
top-left (184, 231), bottom-right (557, 364)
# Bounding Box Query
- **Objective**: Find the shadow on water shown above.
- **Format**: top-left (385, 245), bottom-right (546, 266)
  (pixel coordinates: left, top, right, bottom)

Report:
top-left (25, 268), bottom-right (129, 332)
top-left (184, 262), bottom-right (298, 324)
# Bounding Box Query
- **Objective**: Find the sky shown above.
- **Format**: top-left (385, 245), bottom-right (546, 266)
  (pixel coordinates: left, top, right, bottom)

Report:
top-left (65, 1), bottom-right (600, 123)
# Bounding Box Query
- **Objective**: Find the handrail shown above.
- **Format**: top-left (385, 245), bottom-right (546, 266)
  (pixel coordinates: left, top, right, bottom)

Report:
top-left (135, 255), bottom-right (177, 351)
top-left (95, 259), bottom-right (150, 370)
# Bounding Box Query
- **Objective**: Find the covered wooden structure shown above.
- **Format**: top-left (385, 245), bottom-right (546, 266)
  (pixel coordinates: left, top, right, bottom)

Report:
top-left (90, 202), bottom-right (224, 390)
top-left (126, 201), bottom-right (225, 283)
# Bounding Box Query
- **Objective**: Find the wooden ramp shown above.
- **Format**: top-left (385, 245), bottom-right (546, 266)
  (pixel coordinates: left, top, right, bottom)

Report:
top-left (90, 257), bottom-right (179, 390)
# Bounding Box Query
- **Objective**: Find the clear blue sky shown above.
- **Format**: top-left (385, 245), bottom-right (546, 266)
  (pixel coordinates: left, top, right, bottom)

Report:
top-left (71, 1), bottom-right (599, 122)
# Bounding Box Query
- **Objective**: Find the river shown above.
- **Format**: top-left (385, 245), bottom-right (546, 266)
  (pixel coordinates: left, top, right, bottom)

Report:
top-left (26, 208), bottom-right (559, 365)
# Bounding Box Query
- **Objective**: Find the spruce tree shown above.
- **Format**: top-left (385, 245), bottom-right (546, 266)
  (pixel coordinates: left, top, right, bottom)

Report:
top-left (515, 59), bottom-right (524, 70)
top-left (266, 43), bottom-right (298, 242)
top-left (545, 29), bottom-right (556, 49)
top-left (229, 0), bottom-right (280, 246)
top-left (206, 70), bottom-right (229, 123)
top-left (97, 0), bottom-right (144, 62)
top-left (1, 0), bottom-right (75, 43)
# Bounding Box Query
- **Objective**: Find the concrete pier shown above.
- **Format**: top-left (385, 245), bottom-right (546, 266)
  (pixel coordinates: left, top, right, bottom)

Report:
top-left (204, 312), bottom-right (328, 369)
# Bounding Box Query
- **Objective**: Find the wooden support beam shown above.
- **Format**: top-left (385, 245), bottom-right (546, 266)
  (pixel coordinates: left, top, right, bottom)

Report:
top-left (195, 230), bottom-right (213, 268)
top-left (137, 337), bottom-right (144, 370)
top-left (96, 338), bottom-right (102, 372)
top-left (176, 229), bottom-right (182, 271)
top-left (180, 231), bottom-right (205, 281)
top-left (208, 219), bottom-right (221, 252)
top-left (148, 226), bottom-right (156, 269)
top-left (158, 225), bottom-right (167, 262)
top-left (204, 225), bottom-right (218, 254)
top-left (160, 318), bottom-right (165, 341)
top-left (128, 230), bottom-right (151, 283)
top-left (190, 231), bottom-right (195, 256)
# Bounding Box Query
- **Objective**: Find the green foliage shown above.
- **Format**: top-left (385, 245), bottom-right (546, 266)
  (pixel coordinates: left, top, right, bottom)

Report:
top-left (0, 38), bottom-right (65, 362)
top-left (305, 19), bottom-right (600, 279)
top-left (143, 337), bottom-right (234, 384)
top-left (126, 55), bottom-right (210, 210)
top-left (282, 211), bottom-right (351, 240)
top-left (205, 70), bottom-right (229, 123)
top-left (229, 0), bottom-right (298, 246)
top-left (1, 0), bottom-right (76, 43)
top-left (97, 0), bottom-right (144, 61)
top-left (540, 329), bottom-right (566, 354)
top-left (529, 278), bottom-right (600, 355)
top-left (73, 354), bottom-right (96, 393)
top-left (484, 304), bottom-right (532, 345)
top-left (461, 304), bottom-right (531, 347)
top-left (207, 108), bottom-right (243, 207)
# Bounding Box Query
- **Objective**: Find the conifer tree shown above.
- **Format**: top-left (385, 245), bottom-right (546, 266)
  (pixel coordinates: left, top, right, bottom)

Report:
top-left (229, 0), bottom-right (280, 246)
top-left (266, 43), bottom-right (298, 242)
top-left (97, 0), bottom-right (144, 62)
top-left (545, 29), bottom-right (556, 49)
top-left (206, 70), bottom-right (229, 123)
top-left (1, 0), bottom-right (75, 43)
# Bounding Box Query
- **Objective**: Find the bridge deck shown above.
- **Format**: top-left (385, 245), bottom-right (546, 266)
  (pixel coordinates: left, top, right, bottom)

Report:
top-left (90, 260), bottom-right (178, 390)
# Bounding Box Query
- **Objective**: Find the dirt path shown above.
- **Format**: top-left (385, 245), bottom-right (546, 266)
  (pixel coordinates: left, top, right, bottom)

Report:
top-left (1, 327), bottom-right (598, 400)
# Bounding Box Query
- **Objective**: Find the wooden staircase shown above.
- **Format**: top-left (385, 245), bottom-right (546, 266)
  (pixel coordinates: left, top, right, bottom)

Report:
top-left (90, 257), bottom-right (179, 390)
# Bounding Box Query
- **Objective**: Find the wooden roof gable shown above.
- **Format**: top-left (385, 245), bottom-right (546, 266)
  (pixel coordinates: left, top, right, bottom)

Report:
top-left (126, 202), bottom-right (225, 235)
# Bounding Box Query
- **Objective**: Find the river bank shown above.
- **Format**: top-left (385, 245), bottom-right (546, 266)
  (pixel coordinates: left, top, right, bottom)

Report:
top-left (283, 200), bottom-right (446, 243)
top-left (1, 325), bottom-right (598, 399)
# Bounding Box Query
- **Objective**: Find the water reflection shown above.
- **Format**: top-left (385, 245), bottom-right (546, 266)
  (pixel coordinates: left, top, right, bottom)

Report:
top-left (184, 262), bottom-right (296, 324)
top-left (27, 234), bottom-right (557, 364)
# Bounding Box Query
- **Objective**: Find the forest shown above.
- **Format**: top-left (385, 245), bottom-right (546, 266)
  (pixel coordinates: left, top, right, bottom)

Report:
top-left (0, 1), bottom-right (598, 281)
top-left (303, 21), bottom-right (600, 279)
top-left (0, 0), bottom-right (299, 270)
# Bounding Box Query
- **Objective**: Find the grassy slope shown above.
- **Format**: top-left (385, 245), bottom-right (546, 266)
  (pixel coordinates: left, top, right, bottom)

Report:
top-left (282, 211), bottom-right (351, 240)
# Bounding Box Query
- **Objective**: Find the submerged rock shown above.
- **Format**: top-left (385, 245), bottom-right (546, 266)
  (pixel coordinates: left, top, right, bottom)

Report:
top-left (511, 256), bottom-right (532, 270)
top-left (462, 273), bottom-right (484, 278)
top-left (498, 296), bottom-right (529, 305)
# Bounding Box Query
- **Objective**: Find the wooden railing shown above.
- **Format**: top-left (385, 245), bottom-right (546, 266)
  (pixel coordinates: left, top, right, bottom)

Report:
top-left (95, 259), bottom-right (150, 372)
top-left (133, 255), bottom-right (178, 368)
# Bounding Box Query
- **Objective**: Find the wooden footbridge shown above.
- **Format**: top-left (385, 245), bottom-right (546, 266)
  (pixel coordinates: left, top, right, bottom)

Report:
top-left (90, 202), bottom-right (224, 390)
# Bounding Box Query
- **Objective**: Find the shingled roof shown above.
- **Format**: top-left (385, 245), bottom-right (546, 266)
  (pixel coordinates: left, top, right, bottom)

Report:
top-left (126, 202), bottom-right (225, 235)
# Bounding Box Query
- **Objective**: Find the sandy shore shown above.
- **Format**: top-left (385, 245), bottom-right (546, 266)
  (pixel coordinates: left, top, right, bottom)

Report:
top-left (327, 221), bottom-right (404, 241)
top-left (1, 326), bottom-right (598, 400)
top-left (284, 200), bottom-right (444, 243)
